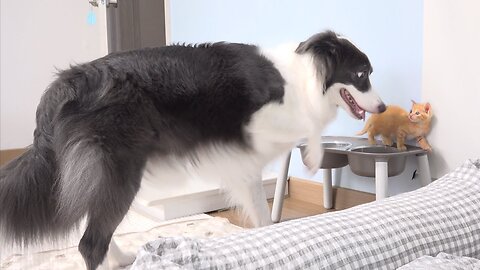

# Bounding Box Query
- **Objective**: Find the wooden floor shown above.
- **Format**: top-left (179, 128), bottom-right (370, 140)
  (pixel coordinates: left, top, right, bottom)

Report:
top-left (209, 197), bottom-right (331, 228)
top-left (0, 148), bottom-right (26, 166)
top-left (209, 177), bottom-right (375, 228)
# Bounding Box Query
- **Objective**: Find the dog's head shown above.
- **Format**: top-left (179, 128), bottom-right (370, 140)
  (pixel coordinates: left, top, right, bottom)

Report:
top-left (296, 31), bottom-right (385, 120)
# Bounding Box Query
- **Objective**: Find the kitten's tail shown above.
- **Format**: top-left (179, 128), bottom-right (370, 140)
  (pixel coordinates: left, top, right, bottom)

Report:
top-left (356, 121), bottom-right (372, 136)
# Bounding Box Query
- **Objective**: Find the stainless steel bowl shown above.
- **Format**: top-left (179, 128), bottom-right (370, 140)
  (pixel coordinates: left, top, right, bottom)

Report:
top-left (322, 142), bottom-right (352, 150)
top-left (299, 141), bottom-right (352, 169)
top-left (347, 145), bottom-right (407, 177)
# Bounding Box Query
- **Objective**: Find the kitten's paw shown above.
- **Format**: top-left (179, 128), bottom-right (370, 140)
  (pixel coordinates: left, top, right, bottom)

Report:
top-left (381, 138), bottom-right (393, 146)
top-left (397, 145), bottom-right (407, 151)
top-left (422, 145), bottom-right (432, 152)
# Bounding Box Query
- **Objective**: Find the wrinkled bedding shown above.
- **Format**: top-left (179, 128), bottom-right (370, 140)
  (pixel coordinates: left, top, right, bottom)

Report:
top-left (0, 214), bottom-right (243, 269)
top-left (398, 252), bottom-right (480, 269)
top-left (132, 159), bottom-right (480, 269)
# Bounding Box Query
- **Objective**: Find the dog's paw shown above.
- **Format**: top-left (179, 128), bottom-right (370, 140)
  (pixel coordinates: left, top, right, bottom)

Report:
top-left (304, 146), bottom-right (323, 174)
top-left (258, 216), bottom-right (274, 227)
top-left (108, 240), bottom-right (137, 268)
top-left (115, 251), bottom-right (137, 267)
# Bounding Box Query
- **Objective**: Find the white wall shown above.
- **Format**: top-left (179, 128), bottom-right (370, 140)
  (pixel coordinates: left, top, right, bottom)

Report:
top-left (0, 0), bottom-right (108, 149)
top-left (422, 0), bottom-right (480, 178)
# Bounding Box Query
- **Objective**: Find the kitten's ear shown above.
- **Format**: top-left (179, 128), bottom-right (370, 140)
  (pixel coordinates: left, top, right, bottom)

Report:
top-left (411, 99), bottom-right (417, 104)
top-left (425, 102), bottom-right (431, 113)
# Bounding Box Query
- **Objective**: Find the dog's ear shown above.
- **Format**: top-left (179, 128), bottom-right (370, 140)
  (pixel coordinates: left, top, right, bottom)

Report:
top-left (297, 41), bottom-right (306, 51)
top-left (295, 31), bottom-right (339, 58)
top-left (296, 31), bottom-right (339, 90)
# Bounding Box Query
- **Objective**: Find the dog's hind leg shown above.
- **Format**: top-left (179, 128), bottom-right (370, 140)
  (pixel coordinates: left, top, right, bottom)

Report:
top-left (78, 167), bottom-right (143, 270)
top-left (59, 141), bottom-right (147, 270)
top-left (77, 153), bottom-right (145, 270)
top-left (54, 94), bottom-right (159, 269)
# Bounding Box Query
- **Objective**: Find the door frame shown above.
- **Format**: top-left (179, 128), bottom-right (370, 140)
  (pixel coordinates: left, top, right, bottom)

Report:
top-left (105, 0), bottom-right (168, 53)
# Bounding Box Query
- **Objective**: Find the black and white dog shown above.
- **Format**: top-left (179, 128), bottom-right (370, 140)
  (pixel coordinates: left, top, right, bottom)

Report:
top-left (0, 31), bottom-right (385, 269)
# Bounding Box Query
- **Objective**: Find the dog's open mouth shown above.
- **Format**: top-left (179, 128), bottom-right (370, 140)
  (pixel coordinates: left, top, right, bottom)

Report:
top-left (340, 88), bottom-right (365, 120)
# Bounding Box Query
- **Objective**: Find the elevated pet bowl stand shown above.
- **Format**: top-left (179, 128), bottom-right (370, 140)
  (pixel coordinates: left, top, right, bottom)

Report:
top-left (271, 136), bottom-right (431, 223)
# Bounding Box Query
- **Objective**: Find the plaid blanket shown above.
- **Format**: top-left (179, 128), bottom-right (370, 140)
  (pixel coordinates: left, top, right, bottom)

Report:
top-left (131, 159), bottom-right (480, 269)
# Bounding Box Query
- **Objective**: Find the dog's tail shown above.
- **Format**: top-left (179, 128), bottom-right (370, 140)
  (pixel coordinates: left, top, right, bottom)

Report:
top-left (0, 70), bottom-right (100, 247)
top-left (0, 144), bottom-right (64, 246)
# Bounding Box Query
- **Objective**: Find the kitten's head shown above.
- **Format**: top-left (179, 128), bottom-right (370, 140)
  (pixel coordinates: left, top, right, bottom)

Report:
top-left (408, 100), bottom-right (432, 123)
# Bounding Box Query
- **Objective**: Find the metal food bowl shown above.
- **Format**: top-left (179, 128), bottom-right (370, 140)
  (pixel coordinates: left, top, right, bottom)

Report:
top-left (347, 145), bottom-right (407, 177)
top-left (322, 142), bottom-right (352, 150)
top-left (299, 141), bottom-right (352, 169)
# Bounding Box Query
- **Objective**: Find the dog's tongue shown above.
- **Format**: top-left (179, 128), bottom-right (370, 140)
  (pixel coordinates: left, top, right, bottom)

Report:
top-left (356, 109), bottom-right (365, 121)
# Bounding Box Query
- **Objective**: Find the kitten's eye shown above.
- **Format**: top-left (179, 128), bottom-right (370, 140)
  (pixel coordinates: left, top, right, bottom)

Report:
top-left (416, 112), bottom-right (420, 115)
top-left (410, 110), bottom-right (412, 113)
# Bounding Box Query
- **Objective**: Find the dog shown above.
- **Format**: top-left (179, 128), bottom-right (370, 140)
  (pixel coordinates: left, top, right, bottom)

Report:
top-left (0, 31), bottom-right (385, 269)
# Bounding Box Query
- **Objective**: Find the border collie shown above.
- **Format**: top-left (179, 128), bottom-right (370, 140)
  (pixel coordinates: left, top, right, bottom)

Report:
top-left (0, 31), bottom-right (385, 269)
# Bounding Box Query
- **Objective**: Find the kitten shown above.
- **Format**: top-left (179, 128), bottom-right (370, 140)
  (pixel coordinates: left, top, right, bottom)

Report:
top-left (357, 100), bottom-right (433, 151)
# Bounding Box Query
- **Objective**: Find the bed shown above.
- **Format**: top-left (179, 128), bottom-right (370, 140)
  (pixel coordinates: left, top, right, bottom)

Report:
top-left (131, 159), bottom-right (480, 269)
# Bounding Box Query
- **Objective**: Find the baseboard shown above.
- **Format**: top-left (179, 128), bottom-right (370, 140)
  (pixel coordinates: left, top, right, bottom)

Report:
top-left (0, 148), bottom-right (27, 166)
top-left (133, 171), bottom-right (285, 222)
top-left (288, 177), bottom-right (375, 210)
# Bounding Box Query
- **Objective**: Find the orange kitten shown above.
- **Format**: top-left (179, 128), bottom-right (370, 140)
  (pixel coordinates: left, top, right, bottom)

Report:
top-left (357, 100), bottom-right (433, 151)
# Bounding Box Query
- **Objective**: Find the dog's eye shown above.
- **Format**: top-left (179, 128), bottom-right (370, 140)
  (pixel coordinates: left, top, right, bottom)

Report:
top-left (356, 71), bottom-right (366, 79)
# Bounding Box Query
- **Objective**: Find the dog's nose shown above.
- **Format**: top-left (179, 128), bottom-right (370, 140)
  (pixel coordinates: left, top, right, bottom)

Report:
top-left (378, 103), bottom-right (386, 113)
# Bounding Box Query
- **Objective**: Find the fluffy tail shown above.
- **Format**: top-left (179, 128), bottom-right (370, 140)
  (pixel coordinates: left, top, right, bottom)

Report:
top-left (0, 145), bottom-right (64, 246)
top-left (0, 69), bottom-right (97, 247)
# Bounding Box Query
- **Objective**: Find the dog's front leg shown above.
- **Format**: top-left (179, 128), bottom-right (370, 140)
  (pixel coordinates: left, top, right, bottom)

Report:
top-left (225, 172), bottom-right (273, 227)
top-left (303, 133), bottom-right (323, 174)
top-left (249, 177), bottom-right (274, 227)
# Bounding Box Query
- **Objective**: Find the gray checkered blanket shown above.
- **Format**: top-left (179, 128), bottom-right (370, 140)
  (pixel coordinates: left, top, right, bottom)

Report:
top-left (131, 159), bottom-right (480, 269)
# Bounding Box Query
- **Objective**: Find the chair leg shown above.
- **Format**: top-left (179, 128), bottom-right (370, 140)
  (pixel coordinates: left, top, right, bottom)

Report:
top-left (416, 153), bottom-right (432, 186)
top-left (271, 151), bottom-right (292, 223)
top-left (375, 159), bottom-right (389, 200)
top-left (323, 169), bottom-right (333, 209)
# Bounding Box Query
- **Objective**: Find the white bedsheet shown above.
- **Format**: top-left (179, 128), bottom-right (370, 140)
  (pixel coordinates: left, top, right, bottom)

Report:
top-left (0, 213), bottom-right (243, 269)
